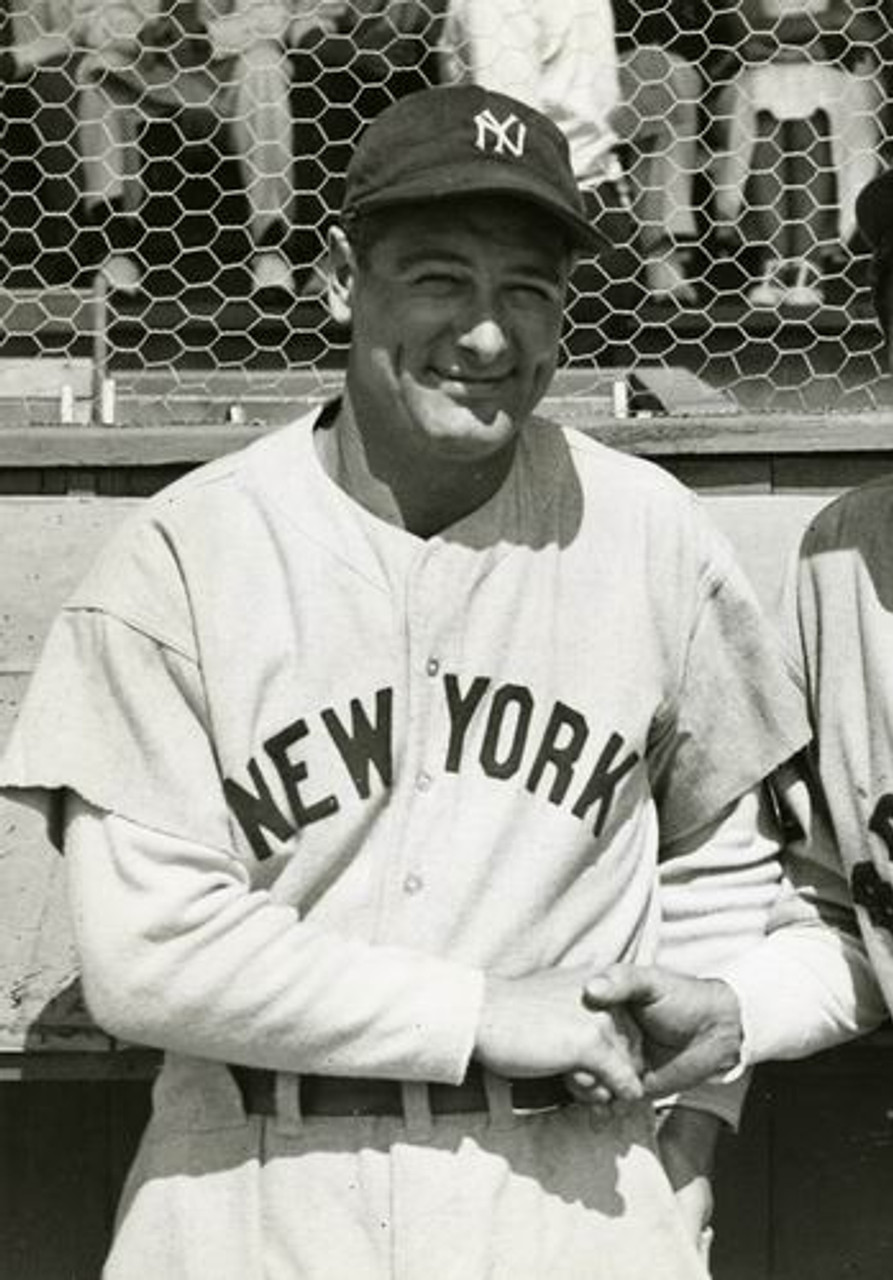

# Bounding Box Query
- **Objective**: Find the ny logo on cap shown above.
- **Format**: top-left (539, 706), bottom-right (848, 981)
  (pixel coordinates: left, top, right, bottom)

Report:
top-left (474, 109), bottom-right (527, 159)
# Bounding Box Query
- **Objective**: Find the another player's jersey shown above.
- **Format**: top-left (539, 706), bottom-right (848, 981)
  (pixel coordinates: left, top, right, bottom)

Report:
top-left (792, 475), bottom-right (893, 1011)
top-left (1, 407), bottom-right (807, 978)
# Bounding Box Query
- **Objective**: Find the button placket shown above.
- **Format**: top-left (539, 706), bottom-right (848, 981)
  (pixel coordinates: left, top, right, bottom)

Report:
top-left (383, 549), bottom-right (446, 926)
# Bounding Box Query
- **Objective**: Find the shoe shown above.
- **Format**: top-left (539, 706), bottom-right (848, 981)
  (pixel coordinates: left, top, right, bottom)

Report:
top-left (251, 249), bottom-right (294, 297)
top-left (100, 253), bottom-right (141, 294)
top-left (747, 258), bottom-right (787, 307)
top-left (645, 250), bottom-right (698, 305)
top-left (784, 258), bottom-right (824, 308)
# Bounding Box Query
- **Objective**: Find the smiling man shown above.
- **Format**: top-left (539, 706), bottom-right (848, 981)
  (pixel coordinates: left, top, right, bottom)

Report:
top-left (321, 194), bottom-right (568, 535)
top-left (0, 85), bottom-right (813, 1279)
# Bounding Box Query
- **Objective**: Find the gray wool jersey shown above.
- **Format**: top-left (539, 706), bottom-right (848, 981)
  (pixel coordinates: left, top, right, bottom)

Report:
top-left (0, 410), bottom-right (812, 1094)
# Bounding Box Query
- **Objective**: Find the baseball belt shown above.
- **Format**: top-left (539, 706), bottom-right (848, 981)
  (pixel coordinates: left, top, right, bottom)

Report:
top-left (229, 1062), bottom-right (571, 1118)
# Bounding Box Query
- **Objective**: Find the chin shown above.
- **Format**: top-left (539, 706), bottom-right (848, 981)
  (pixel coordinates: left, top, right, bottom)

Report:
top-left (434, 418), bottom-right (519, 460)
top-left (422, 399), bottom-right (523, 457)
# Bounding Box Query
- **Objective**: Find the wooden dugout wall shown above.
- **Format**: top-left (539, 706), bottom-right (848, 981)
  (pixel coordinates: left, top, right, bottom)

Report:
top-left (2, 378), bottom-right (893, 1280)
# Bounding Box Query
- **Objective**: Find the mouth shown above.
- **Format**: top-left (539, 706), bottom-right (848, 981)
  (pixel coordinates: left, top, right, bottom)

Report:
top-left (429, 368), bottom-right (512, 399)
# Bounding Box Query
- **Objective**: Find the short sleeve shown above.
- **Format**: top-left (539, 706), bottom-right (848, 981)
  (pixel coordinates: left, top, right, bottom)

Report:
top-left (649, 516), bottom-right (811, 851)
top-left (0, 506), bottom-right (233, 854)
top-left (1, 609), bottom-right (231, 854)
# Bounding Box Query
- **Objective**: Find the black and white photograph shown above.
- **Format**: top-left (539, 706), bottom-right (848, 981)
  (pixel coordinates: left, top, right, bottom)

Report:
top-left (2, 2), bottom-right (893, 1277)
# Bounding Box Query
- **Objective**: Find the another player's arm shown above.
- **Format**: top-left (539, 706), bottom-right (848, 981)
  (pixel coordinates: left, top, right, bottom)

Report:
top-left (640, 784), bottom-right (785, 1237)
top-left (65, 794), bottom-right (643, 1099)
top-left (710, 759), bottom-right (888, 1068)
top-left (584, 763), bottom-right (888, 1097)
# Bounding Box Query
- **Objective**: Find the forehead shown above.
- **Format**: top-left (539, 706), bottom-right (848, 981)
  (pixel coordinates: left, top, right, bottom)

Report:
top-left (365, 196), bottom-right (571, 270)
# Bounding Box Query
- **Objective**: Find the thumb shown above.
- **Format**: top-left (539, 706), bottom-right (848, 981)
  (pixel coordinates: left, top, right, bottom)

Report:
top-left (642, 1031), bottom-right (740, 1098)
top-left (582, 963), bottom-right (660, 1010)
top-left (642, 1046), bottom-right (719, 1099)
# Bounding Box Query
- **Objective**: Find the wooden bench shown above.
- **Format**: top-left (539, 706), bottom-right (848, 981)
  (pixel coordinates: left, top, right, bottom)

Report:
top-left (1, 411), bottom-right (892, 1280)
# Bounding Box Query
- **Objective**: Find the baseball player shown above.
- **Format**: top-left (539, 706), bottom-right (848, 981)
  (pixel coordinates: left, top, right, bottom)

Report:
top-left (762, 170), bottom-right (893, 1025)
top-left (584, 174), bottom-right (893, 1121)
top-left (0, 84), bottom-right (833, 1279)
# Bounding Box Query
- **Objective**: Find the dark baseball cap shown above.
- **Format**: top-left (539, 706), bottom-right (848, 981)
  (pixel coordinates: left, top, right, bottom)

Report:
top-left (342, 84), bottom-right (607, 253)
top-left (856, 168), bottom-right (893, 251)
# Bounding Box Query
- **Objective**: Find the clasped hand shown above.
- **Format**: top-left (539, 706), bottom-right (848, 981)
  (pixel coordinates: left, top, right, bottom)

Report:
top-left (476, 963), bottom-right (744, 1105)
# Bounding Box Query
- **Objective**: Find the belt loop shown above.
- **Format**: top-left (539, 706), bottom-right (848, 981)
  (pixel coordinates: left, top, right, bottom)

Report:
top-left (401, 1082), bottom-right (434, 1140)
top-left (483, 1070), bottom-right (515, 1132)
top-left (274, 1072), bottom-right (304, 1135)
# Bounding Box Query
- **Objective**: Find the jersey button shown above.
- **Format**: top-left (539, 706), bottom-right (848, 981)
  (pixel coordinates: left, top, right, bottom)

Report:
top-left (403, 873), bottom-right (424, 895)
top-left (416, 772), bottom-right (433, 792)
top-left (426, 657), bottom-right (440, 677)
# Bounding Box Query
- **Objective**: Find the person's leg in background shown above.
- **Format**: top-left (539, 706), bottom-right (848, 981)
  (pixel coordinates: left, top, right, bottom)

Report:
top-left (221, 38), bottom-right (296, 297)
top-left (742, 110), bottom-right (787, 304)
top-left (781, 112), bottom-right (835, 301)
top-left (18, 55), bottom-right (83, 282)
top-left (77, 65), bottom-right (145, 293)
top-left (744, 110), bottom-right (834, 307)
top-left (616, 45), bottom-right (699, 304)
top-left (822, 58), bottom-right (882, 251)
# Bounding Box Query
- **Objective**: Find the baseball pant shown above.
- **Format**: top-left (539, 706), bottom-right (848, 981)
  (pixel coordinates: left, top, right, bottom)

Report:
top-left (105, 1056), bottom-right (711, 1280)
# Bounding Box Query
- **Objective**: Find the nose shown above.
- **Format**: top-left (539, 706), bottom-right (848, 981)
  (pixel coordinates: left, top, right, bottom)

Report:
top-left (457, 315), bottom-right (510, 365)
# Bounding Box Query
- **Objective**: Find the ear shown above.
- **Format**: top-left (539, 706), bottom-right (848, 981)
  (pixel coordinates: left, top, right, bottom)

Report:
top-left (327, 225), bottom-right (357, 327)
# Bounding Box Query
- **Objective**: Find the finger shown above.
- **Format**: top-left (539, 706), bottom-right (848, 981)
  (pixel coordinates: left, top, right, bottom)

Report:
top-left (581, 963), bottom-right (659, 1011)
top-left (564, 1070), bottom-right (614, 1105)
top-left (581, 1034), bottom-right (645, 1103)
top-left (590, 1007), bottom-right (646, 1076)
top-left (642, 1038), bottom-right (730, 1099)
top-left (588, 1098), bottom-right (615, 1124)
top-left (618, 1016), bottom-right (645, 1075)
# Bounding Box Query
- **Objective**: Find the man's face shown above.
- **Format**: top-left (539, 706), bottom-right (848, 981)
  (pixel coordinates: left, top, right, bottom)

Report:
top-left (340, 197), bottom-right (571, 466)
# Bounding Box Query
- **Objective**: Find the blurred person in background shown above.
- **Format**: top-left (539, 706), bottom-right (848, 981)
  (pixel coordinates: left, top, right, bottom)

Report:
top-left (74, 0), bottom-right (346, 296)
top-left (435, 0), bottom-right (735, 318)
top-left (0, 1), bottom-right (86, 284)
top-left (289, 0), bottom-right (446, 296)
top-left (611, 0), bottom-right (741, 305)
top-left (436, 0), bottom-right (639, 359)
top-left (713, 0), bottom-right (886, 309)
top-left (437, 0), bottom-right (623, 222)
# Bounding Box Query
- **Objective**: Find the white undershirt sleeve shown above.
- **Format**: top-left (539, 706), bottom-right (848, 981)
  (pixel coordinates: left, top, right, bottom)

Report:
top-left (658, 778), bottom-right (887, 1123)
top-left (64, 794), bottom-right (485, 1085)
top-left (719, 769), bottom-right (888, 1066)
top-left (658, 786), bottom-right (783, 1127)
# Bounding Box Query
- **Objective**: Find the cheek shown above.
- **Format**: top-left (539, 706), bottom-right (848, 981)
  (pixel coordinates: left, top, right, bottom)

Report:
top-left (366, 296), bottom-right (441, 363)
top-left (520, 308), bottom-right (564, 369)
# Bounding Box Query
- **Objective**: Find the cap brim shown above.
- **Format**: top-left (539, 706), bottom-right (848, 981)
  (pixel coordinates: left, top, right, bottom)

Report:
top-left (346, 166), bottom-right (609, 254)
top-left (856, 169), bottom-right (893, 250)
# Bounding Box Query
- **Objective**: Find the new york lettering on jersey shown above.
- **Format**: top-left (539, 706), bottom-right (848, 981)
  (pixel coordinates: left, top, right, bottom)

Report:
top-left (223, 672), bottom-right (640, 860)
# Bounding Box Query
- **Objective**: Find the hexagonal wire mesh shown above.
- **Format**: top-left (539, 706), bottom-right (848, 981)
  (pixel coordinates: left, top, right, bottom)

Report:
top-left (0, 0), bottom-right (890, 425)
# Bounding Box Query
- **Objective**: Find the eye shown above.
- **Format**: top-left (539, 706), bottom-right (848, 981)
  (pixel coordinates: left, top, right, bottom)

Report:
top-left (507, 279), bottom-right (561, 306)
top-left (411, 271), bottom-right (465, 295)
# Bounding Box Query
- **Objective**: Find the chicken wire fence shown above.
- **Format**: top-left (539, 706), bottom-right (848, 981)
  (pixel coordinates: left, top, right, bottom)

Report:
top-left (0, 0), bottom-right (891, 425)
